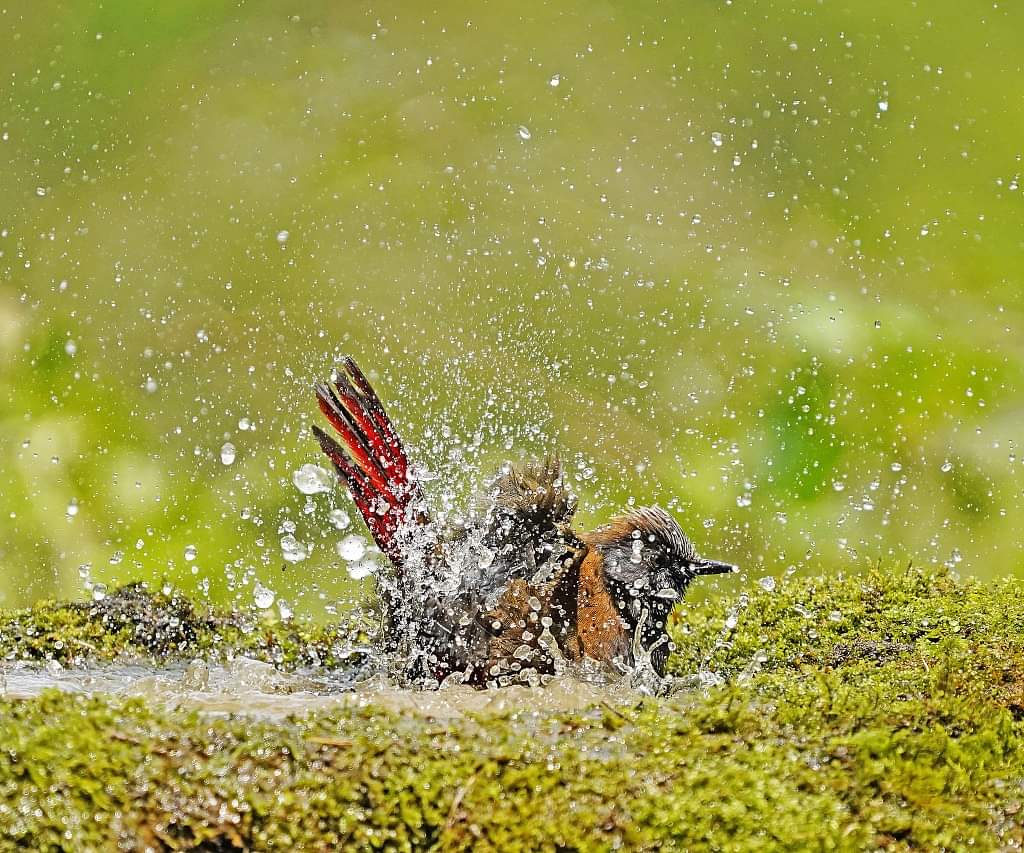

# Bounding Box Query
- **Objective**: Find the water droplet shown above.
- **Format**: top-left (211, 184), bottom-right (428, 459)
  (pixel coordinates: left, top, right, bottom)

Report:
top-left (758, 576), bottom-right (776, 593)
top-left (91, 583), bottom-right (108, 601)
top-left (328, 508), bottom-right (351, 530)
top-left (710, 131), bottom-right (723, 148)
top-left (517, 125), bottom-right (532, 140)
top-left (66, 499), bottom-right (79, 517)
top-left (238, 417), bottom-right (252, 431)
top-left (292, 463), bottom-right (334, 495)
top-left (408, 462), bottom-right (438, 482)
top-left (253, 583), bottom-right (276, 609)
top-left (832, 480), bottom-right (846, 492)
top-left (513, 644), bottom-right (534, 660)
top-left (182, 659), bottom-right (209, 690)
top-left (64, 339), bottom-right (77, 355)
top-left (549, 74), bottom-right (561, 87)
top-left (278, 599), bottom-right (294, 620)
top-left (337, 534), bottom-right (367, 561)
top-left (184, 544), bottom-right (197, 561)
top-left (346, 558), bottom-right (376, 580)
top-left (276, 229), bottom-right (290, 243)
top-left (878, 100), bottom-right (889, 112)
top-left (109, 550), bottom-right (123, 565)
top-left (891, 462), bottom-right (903, 472)
top-left (220, 442), bottom-right (236, 465)
top-left (941, 460), bottom-right (953, 473)
top-left (35, 186), bottom-right (48, 197)
top-left (280, 534), bottom-right (308, 563)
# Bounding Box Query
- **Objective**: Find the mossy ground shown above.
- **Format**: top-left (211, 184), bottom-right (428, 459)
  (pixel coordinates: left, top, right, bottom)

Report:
top-left (0, 583), bottom-right (364, 671)
top-left (2, 569), bottom-right (1023, 851)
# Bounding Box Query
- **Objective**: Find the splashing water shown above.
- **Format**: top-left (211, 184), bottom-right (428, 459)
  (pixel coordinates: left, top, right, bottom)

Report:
top-left (220, 442), bottom-right (236, 465)
top-left (292, 464), bottom-right (334, 495)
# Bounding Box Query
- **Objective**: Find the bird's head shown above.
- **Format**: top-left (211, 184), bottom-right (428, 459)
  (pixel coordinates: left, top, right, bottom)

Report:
top-left (589, 506), bottom-right (736, 606)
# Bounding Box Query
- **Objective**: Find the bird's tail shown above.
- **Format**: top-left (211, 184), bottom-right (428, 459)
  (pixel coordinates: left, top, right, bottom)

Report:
top-left (313, 358), bottom-right (424, 569)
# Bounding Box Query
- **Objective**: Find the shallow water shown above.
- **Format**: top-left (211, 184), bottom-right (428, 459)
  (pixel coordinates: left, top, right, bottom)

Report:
top-left (0, 658), bottom-right (642, 720)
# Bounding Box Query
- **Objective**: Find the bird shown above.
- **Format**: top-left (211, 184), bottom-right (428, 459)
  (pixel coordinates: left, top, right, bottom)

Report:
top-left (312, 357), bottom-right (736, 689)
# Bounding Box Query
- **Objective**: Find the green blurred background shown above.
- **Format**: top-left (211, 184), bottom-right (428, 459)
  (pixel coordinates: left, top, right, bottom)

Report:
top-left (2, 0), bottom-right (1022, 612)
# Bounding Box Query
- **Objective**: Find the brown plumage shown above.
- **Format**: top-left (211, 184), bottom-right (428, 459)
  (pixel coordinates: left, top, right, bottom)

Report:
top-left (575, 548), bottom-right (629, 666)
top-left (313, 358), bottom-right (735, 689)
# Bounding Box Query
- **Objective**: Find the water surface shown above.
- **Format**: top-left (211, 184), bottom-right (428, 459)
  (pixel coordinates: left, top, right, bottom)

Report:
top-left (2, 658), bottom-right (641, 720)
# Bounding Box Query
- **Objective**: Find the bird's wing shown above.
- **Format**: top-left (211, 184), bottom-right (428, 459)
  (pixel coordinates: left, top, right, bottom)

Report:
top-left (473, 456), bottom-right (579, 582)
top-left (475, 538), bottom-right (589, 684)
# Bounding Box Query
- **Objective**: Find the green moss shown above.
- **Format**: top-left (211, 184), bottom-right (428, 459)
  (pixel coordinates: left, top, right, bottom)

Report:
top-left (2, 568), bottom-right (1024, 850)
top-left (0, 582), bottom-right (364, 670)
top-left (671, 566), bottom-right (1024, 681)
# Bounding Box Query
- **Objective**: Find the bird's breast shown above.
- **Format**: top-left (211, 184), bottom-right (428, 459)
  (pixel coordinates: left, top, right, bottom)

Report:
top-left (575, 549), bottom-right (630, 664)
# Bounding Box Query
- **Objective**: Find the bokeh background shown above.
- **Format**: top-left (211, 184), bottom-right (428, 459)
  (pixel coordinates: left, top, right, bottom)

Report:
top-left (3, 1), bottom-right (1022, 612)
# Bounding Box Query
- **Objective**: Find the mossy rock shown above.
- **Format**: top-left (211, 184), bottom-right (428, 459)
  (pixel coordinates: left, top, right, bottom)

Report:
top-left (1, 567), bottom-right (1023, 851)
top-left (0, 582), bottom-right (365, 670)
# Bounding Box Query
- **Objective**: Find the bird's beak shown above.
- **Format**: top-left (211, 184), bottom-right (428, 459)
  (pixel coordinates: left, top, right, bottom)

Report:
top-left (692, 557), bottom-right (738, 576)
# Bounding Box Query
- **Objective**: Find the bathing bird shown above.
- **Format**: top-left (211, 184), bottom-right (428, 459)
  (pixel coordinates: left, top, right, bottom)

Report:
top-left (313, 357), bottom-right (735, 688)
